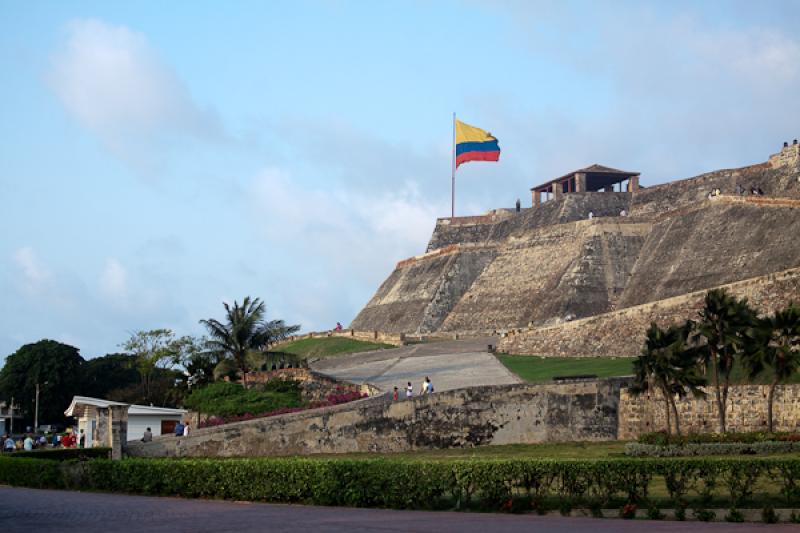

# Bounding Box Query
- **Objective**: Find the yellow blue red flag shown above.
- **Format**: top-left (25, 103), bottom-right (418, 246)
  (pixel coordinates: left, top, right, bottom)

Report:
top-left (455, 119), bottom-right (501, 168)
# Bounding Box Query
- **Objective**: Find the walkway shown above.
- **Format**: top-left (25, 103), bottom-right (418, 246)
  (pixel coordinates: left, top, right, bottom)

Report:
top-left (310, 337), bottom-right (521, 392)
top-left (0, 487), bottom-right (789, 532)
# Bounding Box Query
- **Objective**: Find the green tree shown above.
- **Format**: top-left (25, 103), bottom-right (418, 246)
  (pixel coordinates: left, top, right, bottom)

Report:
top-left (0, 339), bottom-right (84, 425)
top-left (80, 353), bottom-right (140, 399)
top-left (121, 329), bottom-right (186, 402)
top-left (694, 289), bottom-right (756, 433)
top-left (743, 305), bottom-right (800, 432)
top-left (630, 322), bottom-right (705, 435)
top-left (199, 297), bottom-right (300, 388)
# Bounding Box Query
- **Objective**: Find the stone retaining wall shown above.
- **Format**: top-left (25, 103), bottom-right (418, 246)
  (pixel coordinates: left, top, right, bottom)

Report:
top-left (619, 384), bottom-right (800, 439)
top-left (126, 379), bottom-right (628, 458)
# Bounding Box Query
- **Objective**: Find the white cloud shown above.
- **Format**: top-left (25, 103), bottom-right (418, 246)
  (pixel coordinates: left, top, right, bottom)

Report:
top-left (99, 258), bottom-right (128, 302)
top-left (48, 18), bottom-right (223, 168)
top-left (12, 246), bottom-right (52, 294)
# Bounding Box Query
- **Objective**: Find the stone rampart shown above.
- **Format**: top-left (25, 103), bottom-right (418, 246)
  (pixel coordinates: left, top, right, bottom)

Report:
top-left (617, 200), bottom-right (800, 308)
top-left (126, 379), bottom-right (628, 458)
top-left (500, 267), bottom-right (800, 357)
top-left (619, 384), bottom-right (800, 439)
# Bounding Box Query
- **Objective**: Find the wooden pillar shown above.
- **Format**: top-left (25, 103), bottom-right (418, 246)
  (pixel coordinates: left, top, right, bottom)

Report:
top-left (628, 175), bottom-right (640, 192)
top-left (552, 182), bottom-right (562, 199)
top-left (532, 190), bottom-right (541, 206)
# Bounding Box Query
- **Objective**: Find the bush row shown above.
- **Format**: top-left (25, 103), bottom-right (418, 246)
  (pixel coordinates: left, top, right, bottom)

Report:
top-left (5, 448), bottom-right (111, 461)
top-left (1, 456), bottom-right (799, 512)
top-left (625, 441), bottom-right (800, 457)
top-left (638, 431), bottom-right (800, 446)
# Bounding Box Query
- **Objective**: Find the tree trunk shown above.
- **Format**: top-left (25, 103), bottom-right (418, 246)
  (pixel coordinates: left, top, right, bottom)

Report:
top-left (767, 379), bottom-right (778, 433)
top-left (711, 351), bottom-right (726, 433)
top-left (669, 395), bottom-right (682, 436)
top-left (663, 391), bottom-right (672, 435)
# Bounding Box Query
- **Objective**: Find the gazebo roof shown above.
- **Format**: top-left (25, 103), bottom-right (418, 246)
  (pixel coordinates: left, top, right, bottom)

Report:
top-left (531, 164), bottom-right (640, 191)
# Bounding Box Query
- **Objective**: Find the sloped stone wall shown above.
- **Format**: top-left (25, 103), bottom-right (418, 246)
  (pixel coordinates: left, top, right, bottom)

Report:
top-left (500, 267), bottom-right (800, 357)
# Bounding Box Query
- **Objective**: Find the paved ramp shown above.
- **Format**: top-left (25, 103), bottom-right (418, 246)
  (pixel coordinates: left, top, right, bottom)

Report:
top-left (310, 337), bottom-right (521, 392)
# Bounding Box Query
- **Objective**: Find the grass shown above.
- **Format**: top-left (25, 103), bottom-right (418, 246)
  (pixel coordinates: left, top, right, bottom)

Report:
top-left (497, 354), bottom-right (800, 386)
top-left (274, 337), bottom-right (393, 359)
top-left (312, 440), bottom-right (629, 460)
top-left (497, 354), bottom-right (635, 383)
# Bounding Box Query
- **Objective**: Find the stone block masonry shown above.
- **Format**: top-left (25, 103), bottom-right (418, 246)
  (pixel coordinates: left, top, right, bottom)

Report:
top-left (619, 384), bottom-right (800, 439)
top-left (126, 379), bottom-right (628, 458)
top-left (500, 267), bottom-right (800, 357)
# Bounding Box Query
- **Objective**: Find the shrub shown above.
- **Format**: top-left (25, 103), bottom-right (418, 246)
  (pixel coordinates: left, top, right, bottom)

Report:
top-left (0, 456), bottom-right (797, 513)
top-left (638, 431), bottom-right (800, 446)
top-left (6, 448), bottom-right (111, 461)
top-left (625, 441), bottom-right (800, 457)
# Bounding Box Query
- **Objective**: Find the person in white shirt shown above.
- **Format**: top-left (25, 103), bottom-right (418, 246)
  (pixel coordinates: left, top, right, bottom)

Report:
top-left (406, 382), bottom-right (413, 398)
top-left (23, 435), bottom-right (33, 451)
top-left (183, 423), bottom-right (190, 437)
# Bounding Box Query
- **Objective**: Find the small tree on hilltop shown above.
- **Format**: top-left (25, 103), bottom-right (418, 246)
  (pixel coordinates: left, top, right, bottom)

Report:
top-left (694, 289), bottom-right (756, 433)
top-left (743, 304), bottom-right (800, 433)
top-left (630, 322), bottom-right (705, 436)
top-left (199, 297), bottom-right (300, 388)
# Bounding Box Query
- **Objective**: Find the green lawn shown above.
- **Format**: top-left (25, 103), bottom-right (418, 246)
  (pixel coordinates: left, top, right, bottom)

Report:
top-left (274, 336), bottom-right (393, 359)
top-left (313, 441), bottom-right (628, 460)
top-left (497, 354), bottom-right (635, 383)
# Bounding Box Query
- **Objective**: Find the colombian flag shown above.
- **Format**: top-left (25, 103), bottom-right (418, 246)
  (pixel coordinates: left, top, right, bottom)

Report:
top-left (455, 119), bottom-right (501, 168)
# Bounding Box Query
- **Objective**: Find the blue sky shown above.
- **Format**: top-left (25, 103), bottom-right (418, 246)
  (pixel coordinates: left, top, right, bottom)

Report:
top-left (2, 1), bottom-right (799, 360)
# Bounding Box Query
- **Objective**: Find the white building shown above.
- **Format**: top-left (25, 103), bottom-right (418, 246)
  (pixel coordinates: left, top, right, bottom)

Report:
top-left (64, 396), bottom-right (187, 446)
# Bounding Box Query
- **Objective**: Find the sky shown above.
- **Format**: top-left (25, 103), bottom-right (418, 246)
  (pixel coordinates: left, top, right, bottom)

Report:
top-left (2, 1), bottom-right (799, 360)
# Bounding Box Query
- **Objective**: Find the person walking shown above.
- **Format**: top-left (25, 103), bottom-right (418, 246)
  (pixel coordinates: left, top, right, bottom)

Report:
top-left (174, 421), bottom-right (185, 437)
top-left (405, 382), bottom-right (413, 398)
top-left (23, 435), bottom-right (33, 451)
top-left (3, 435), bottom-right (14, 453)
top-left (78, 429), bottom-right (85, 449)
top-left (392, 386), bottom-right (399, 401)
top-left (183, 423), bottom-right (190, 437)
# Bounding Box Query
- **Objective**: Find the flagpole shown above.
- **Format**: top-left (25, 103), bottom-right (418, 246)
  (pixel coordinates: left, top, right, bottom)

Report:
top-left (451, 112), bottom-right (456, 219)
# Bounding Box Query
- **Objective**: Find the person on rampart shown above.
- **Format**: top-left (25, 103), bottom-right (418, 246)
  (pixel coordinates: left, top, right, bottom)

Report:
top-left (392, 386), bottom-right (399, 401)
top-left (142, 427), bottom-right (152, 442)
top-left (174, 421), bottom-right (185, 437)
top-left (335, 322), bottom-right (343, 332)
top-left (406, 382), bottom-right (413, 398)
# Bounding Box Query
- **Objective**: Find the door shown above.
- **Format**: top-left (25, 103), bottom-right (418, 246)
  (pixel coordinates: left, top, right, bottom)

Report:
top-left (161, 420), bottom-right (176, 436)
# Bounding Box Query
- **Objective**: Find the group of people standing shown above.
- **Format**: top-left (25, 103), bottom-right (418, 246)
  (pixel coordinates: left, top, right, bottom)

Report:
top-left (392, 376), bottom-right (434, 400)
top-left (2, 428), bottom-right (84, 452)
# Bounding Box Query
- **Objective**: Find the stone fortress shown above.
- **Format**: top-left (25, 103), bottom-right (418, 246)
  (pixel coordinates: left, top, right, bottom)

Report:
top-left (128, 141), bottom-right (800, 458)
top-left (351, 141), bottom-right (800, 357)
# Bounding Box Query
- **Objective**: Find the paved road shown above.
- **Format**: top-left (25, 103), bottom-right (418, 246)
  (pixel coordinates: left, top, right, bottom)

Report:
top-left (311, 337), bottom-right (521, 393)
top-left (0, 487), bottom-right (791, 533)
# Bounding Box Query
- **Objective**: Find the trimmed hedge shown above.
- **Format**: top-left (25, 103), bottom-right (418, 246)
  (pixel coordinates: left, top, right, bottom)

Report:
top-left (0, 456), bottom-right (799, 512)
top-left (5, 448), bottom-right (111, 461)
top-left (626, 441), bottom-right (800, 457)
top-left (638, 431), bottom-right (800, 446)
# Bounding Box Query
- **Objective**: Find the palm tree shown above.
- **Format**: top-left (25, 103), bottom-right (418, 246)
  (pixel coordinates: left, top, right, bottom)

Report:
top-left (743, 305), bottom-right (800, 432)
top-left (694, 289), bottom-right (756, 433)
top-left (199, 297), bottom-right (300, 388)
top-left (630, 322), bottom-right (705, 435)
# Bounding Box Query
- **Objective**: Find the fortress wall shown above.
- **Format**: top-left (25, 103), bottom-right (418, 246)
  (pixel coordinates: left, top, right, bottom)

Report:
top-left (617, 201), bottom-right (800, 308)
top-left (631, 161), bottom-right (800, 219)
top-left (437, 220), bottom-right (650, 334)
top-left (349, 248), bottom-right (496, 334)
top-left (619, 384), bottom-right (800, 439)
top-left (425, 192), bottom-right (632, 252)
top-left (126, 379), bottom-right (627, 458)
top-left (499, 267), bottom-right (800, 357)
